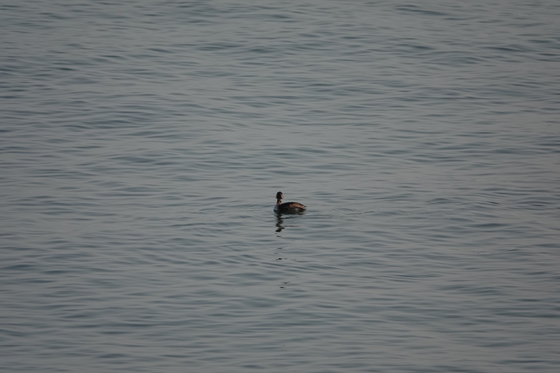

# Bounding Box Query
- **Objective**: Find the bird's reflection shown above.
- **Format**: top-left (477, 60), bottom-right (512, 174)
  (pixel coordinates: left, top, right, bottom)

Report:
top-left (275, 211), bottom-right (305, 232)
top-left (275, 213), bottom-right (285, 232)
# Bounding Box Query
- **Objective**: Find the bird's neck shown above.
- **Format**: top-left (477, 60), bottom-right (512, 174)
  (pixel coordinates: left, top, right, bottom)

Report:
top-left (276, 199), bottom-right (282, 205)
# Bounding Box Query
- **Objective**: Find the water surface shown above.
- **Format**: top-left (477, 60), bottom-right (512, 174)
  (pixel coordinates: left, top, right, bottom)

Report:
top-left (1, 1), bottom-right (560, 372)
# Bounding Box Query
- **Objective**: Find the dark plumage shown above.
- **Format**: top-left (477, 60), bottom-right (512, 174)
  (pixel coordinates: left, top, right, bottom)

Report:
top-left (274, 191), bottom-right (306, 214)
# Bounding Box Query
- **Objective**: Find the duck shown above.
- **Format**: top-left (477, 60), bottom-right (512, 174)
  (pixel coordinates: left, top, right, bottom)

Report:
top-left (274, 191), bottom-right (306, 214)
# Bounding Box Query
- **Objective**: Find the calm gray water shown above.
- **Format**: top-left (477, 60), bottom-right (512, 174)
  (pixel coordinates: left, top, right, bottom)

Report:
top-left (2, 1), bottom-right (560, 372)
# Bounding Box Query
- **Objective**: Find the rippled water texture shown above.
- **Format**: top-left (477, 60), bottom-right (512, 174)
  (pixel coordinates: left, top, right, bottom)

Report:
top-left (1, 1), bottom-right (560, 372)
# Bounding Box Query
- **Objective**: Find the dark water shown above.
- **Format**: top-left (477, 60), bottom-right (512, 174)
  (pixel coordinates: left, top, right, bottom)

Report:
top-left (2, 1), bottom-right (560, 372)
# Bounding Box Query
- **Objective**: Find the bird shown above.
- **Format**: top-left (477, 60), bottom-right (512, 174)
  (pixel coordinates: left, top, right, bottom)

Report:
top-left (274, 191), bottom-right (306, 214)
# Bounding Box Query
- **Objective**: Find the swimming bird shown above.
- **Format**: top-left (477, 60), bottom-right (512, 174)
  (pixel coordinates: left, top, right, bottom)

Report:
top-left (274, 191), bottom-right (306, 214)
